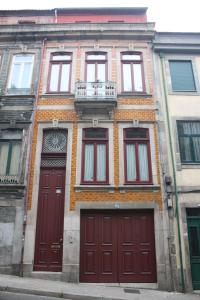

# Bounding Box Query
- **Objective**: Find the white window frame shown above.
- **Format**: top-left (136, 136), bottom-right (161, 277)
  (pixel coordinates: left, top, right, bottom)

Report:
top-left (8, 54), bottom-right (34, 90)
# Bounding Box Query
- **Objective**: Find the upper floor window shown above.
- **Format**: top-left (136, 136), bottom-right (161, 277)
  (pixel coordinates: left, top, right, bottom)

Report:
top-left (0, 130), bottom-right (22, 176)
top-left (48, 53), bottom-right (72, 93)
top-left (124, 128), bottom-right (151, 184)
top-left (86, 52), bottom-right (107, 82)
top-left (8, 54), bottom-right (34, 91)
top-left (82, 128), bottom-right (108, 184)
top-left (177, 121), bottom-right (200, 163)
top-left (121, 52), bottom-right (144, 93)
top-left (169, 60), bottom-right (196, 92)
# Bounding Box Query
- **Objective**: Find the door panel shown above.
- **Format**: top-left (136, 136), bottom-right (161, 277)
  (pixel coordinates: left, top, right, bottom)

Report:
top-left (34, 168), bottom-right (65, 272)
top-left (80, 210), bottom-right (156, 283)
top-left (188, 218), bottom-right (200, 289)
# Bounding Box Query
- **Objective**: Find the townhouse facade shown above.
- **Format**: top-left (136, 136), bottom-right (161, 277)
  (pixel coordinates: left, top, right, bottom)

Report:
top-left (154, 32), bottom-right (200, 291)
top-left (0, 10), bottom-right (47, 275)
top-left (0, 7), bottom-right (172, 291)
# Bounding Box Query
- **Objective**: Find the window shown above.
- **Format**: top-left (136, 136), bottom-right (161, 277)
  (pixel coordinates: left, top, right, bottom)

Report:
top-left (86, 52), bottom-right (107, 82)
top-left (8, 54), bottom-right (34, 91)
top-left (82, 128), bottom-right (108, 184)
top-left (178, 121), bottom-right (200, 163)
top-left (169, 60), bottom-right (196, 92)
top-left (121, 52), bottom-right (144, 92)
top-left (48, 53), bottom-right (72, 93)
top-left (0, 130), bottom-right (22, 176)
top-left (124, 128), bottom-right (152, 184)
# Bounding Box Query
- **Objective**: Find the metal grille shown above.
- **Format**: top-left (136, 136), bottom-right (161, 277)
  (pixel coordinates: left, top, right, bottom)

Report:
top-left (0, 175), bottom-right (18, 184)
top-left (43, 130), bottom-right (67, 153)
top-left (41, 158), bottom-right (66, 167)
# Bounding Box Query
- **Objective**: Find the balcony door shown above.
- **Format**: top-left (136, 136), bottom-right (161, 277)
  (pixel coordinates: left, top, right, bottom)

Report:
top-left (86, 52), bottom-right (107, 97)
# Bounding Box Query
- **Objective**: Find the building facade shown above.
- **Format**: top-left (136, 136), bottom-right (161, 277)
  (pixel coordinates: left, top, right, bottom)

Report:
top-left (0, 10), bottom-right (46, 274)
top-left (154, 32), bottom-right (200, 292)
top-left (0, 8), bottom-right (171, 290)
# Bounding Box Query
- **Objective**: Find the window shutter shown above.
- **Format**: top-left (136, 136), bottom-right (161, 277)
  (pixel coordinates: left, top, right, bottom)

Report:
top-left (169, 61), bottom-right (196, 91)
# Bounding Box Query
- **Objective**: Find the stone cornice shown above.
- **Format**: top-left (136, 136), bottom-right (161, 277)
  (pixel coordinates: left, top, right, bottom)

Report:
top-left (0, 22), bottom-right (155, 42)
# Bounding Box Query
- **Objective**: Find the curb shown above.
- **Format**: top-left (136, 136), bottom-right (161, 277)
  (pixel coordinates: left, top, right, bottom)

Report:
top-left (0, 286), bottom-right (125, 300)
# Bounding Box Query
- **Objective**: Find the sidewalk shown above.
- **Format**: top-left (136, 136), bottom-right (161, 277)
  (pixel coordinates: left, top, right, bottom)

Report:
top-left (0, 274), bottom-right (199, 300)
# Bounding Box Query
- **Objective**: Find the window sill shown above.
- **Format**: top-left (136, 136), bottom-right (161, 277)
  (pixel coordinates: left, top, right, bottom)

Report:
top-left (181, 164), bottom-right (200, 169)
top-left (43, 93), bottom-right (74, 97)
top-left (119, 184), bottom-right (160, 191)
top-left (169, 91), bottom-right (200, 96)
top-left (118, 92), bottom-right (152, 98)
top-left (74, 185), bottom-right (115, 192)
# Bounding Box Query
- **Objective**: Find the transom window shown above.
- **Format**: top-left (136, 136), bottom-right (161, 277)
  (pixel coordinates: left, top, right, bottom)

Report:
top-left (82, 128), bottom-right (108, 184)
top-left (124, 128), bottom-right (151, 184)
top-left (0, 130), bottom-right (22, 176)
top-left (121, 52), bottom-right (144, 93)
top-left (86, 52), bottom-right (107, 82)
top-left (48, 52), bottom-right (72, 93)
top-left (8, 54), bottom-right (34, 91)
top-left (169, 60), bottom-right (196, 92)
top-left (177, 121), bottom-right (200, 163)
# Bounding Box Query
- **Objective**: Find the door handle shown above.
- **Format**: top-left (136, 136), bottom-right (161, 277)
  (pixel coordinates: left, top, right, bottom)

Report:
top-left (60, 238), bottom-right (63, 242)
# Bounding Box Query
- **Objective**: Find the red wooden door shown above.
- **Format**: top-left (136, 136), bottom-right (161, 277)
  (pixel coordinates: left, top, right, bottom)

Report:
top-left (80, 210), bottom-right (156, 283)
top-left (118, 211), bottom-right (157, 282)
top-left (34, 168), bottom-right (65, 272)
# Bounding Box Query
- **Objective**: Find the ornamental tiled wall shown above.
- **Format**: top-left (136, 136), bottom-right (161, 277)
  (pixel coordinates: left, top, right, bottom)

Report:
top-left (27, 40), bottom-right (163, 211)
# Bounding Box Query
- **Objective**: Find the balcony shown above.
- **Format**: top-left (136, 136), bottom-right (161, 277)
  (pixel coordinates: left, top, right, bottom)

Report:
top-left (74, 81), bottom-right (117, 117)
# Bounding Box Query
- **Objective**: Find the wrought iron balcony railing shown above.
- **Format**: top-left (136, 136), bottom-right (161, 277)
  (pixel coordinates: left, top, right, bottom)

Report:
top-left (75, 81), bottom-right (117, 100)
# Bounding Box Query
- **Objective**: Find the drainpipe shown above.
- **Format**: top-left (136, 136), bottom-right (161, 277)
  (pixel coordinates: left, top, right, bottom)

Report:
top-left (20, 37), bottom-right (47, 276)
top-left (159, 52), bottom-right (185, 292)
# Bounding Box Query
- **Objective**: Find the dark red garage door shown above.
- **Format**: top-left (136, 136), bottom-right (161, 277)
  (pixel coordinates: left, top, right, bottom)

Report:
top-left (80, 210), bottom-right (157, 283)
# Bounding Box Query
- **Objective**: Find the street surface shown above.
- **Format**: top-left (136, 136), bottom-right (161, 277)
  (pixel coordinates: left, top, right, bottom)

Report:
top-left (0, 292), bottom-right (71, 300)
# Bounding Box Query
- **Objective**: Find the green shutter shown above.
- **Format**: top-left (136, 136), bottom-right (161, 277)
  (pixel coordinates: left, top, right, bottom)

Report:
top-left (169, 61), bottom-right (196, 91)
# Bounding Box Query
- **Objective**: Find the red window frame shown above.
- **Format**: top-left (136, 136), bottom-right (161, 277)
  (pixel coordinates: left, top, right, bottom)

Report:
top-left (85, 52), bottom-right (108, 82)
top-left (47, 52), bottom-right (72, 93)
top-left (81, 128), bottom-right (109, 184)
top-left (121, 52), bottom-right (145, 93)
top-left (124, 128), bottom-right (152, 184)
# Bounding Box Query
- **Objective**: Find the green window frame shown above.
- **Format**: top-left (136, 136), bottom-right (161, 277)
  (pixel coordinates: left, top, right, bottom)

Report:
top-left (177, 121), bottom-right (200, 163)
top-left (169, 60), bottom-right (196, 92)
top-left (0, 130), bottom-right (22, 176)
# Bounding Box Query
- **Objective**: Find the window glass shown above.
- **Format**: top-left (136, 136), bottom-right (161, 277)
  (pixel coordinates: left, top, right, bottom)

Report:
top-left (121, 52), bottom-right (144, 92)
top-left (87, 64), bottom-right (95, 82)
top-left (9, 54), bottom-right (34, 90)
top-left (97, 144), bottom-right (106, 181)
top-left (49, 64), bottom-right (59, 91)
top-left (133, 64), bottom-right (143, 92)
top-left (178, 121), bottom-right (200, 163)
top-left (123, 64), bottom-right (132, 91)
top-left (189, 227), bottom-right (200, 256)
top-left (48, 53), bottom-right (72, 93)
top-left (84, 144), bottom-right (94, 181)
top-left (82, 128), bottom-right (108, 184)
top-left (0, 130), bottom-right (22, 176)
top-left (122, 54), bottom-right (141, 60)
top-left (138, 144), bottom-right (149, 181)
top-left (87, 54), bottom-right (106, 60)
top-left (169, 61), bottom-right (196, 91)
top-left (124, 128), bottom-right (151, 183)
top-left (126, 144), bottom-right (136, 181)
top-left (60, 64), bottom-right (70, 91)
top-left (9, 142), bottom-right (21, 175)
top-left (97, 64), bottom-right (106, 82)
top-left (0, 143), bottom-right (9, 175)
top-left (52, 54), bottom-right (71, 61)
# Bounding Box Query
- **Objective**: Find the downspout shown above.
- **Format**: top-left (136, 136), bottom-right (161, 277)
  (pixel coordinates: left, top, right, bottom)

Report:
top-left (159, 52), bottom-right (185, 292)
top-left (20, 37), bottom-right (47, 276)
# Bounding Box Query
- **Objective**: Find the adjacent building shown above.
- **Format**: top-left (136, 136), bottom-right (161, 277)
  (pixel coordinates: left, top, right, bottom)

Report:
top-left (154, 32), bottom-right (200, 291)
top-left (0, 10), bottom-right (45, 274)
